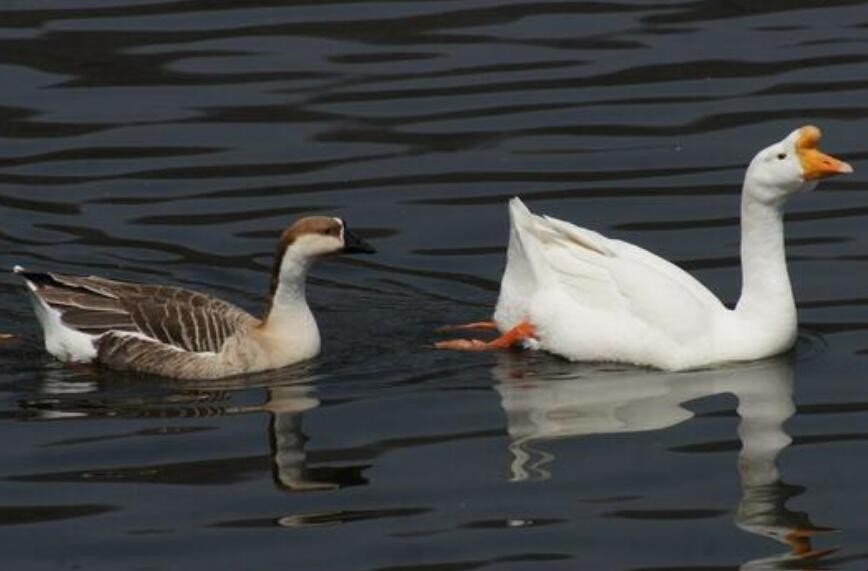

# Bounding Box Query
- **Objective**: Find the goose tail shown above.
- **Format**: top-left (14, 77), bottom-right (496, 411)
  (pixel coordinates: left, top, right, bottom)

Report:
top-left (494, 198), bottom-right (556, 329)
top-left (506, 197), bottom-right (555, 287)
top-left (13, 265), bottom-right (98, 363)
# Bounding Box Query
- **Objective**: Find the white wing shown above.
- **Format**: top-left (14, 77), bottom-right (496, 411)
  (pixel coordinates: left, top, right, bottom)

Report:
top-left (497, 198), bottom-right (725, 344)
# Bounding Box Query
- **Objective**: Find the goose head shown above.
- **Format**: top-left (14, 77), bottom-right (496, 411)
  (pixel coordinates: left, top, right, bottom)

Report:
top-left (265, 216), bottom-right (375, 307)
top-left (745, 125), bottom-right (852, 203)
top-left (280, 216), bottom-right (375, 261)
top-left (261, 216), bottom-right (375, 322)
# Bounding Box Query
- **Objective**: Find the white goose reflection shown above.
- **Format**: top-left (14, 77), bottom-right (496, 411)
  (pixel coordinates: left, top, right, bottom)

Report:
top-left (493, 352), bottom-right (835, 568)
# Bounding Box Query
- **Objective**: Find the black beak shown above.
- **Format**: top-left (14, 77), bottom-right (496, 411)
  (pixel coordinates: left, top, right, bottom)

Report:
top-left (343, 226), bottom-right (376, 254)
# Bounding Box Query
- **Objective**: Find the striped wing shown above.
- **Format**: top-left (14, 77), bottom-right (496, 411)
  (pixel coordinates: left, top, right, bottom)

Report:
top-left (18, 270), bottom-right (257, 354)
top-left (95, 332), bottom-right (219, 378)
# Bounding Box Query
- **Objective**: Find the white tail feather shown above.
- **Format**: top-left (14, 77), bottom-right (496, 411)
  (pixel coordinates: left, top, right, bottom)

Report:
top-left (25, 287), bottom-right (97, 363)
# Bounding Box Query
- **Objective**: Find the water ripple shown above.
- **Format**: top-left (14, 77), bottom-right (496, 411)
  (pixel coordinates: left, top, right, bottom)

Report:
top-left (0, 1), bottom-right (866, 569)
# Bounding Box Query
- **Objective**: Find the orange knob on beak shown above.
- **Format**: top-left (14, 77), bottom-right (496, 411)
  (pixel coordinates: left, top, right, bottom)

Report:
top-left (796, 125), bottom-right (853, 180)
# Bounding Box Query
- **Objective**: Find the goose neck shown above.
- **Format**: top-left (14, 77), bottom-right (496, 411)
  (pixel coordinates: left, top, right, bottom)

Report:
top-left (263, 251), bottom-right (313, 326)
top-left (735, 182), bottom-right (793, 316)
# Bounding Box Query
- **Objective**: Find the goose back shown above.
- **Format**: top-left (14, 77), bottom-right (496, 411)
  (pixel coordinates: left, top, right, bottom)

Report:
top-left (21, 270), bottom-right (258, 355)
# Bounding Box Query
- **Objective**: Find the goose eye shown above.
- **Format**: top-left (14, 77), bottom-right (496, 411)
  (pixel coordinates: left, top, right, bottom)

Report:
top-left (776, 153), bottom-right (787, 160)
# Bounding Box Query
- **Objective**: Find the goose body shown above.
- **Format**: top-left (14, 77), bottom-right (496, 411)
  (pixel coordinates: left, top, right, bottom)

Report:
top-left (17, 216), bottom-right (375, 380)
top-left (438, 126), bottom-right (852, 370)
top-left (493, 197), bottom-right (788, 370)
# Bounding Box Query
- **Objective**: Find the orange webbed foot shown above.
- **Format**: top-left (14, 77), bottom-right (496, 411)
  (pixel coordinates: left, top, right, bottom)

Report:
top-left (434, 320), bottom-right (536, 352)
top-left (436, 321), bottom-right (498, 333)
top-left (487, 321), bottom-right (536, 349)
top-left (433, 339), bottom-right (491, 351)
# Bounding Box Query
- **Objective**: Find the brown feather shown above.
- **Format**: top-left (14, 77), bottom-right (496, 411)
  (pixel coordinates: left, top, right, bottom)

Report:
top-left (26, 271), bottom-right (257, 353)
top-left (96, 333), bottom-right (222, 379)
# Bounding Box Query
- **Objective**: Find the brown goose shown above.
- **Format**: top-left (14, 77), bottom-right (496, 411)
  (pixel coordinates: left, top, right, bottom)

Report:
top-left (15, 216), bottom-right (375, 380)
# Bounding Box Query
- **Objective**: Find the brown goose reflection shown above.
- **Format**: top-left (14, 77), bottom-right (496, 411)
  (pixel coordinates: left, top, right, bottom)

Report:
top-left (22, 366), bottom-right (365, 493)
top-left (264, 383), bottom-right (360, 493)
top-left (493, 353), bottom-right (835, 567)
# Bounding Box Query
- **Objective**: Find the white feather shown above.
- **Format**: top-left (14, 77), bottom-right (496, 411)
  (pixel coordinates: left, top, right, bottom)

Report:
top-left (25, 288), bottom-right (98, 363)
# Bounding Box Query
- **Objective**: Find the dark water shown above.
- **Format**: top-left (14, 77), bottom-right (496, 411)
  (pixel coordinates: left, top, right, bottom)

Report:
top-left (1, 1), bottom-right (867, 569)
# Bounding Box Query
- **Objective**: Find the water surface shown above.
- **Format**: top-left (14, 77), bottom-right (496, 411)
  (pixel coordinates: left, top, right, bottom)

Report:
top-left (1, 1), bottom-right (867, 569)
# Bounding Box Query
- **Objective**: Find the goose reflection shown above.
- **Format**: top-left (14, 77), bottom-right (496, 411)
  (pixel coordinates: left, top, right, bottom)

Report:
top-left (493, 353), bottom-right (834, 568)
top-left (263, 382), bottom-right (366, 493)
top-left (23, 366), bottom-right (365, 494)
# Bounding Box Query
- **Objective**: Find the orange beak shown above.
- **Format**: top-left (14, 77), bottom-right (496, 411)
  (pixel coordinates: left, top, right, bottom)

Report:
top-left (796, 125), bottom-right (853, 180)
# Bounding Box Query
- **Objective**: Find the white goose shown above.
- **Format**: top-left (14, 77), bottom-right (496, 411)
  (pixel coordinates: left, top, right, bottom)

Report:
top-left (436, 126), bottom-right (852, 370)
top-left (16, 216), bottom-right (375, 380)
